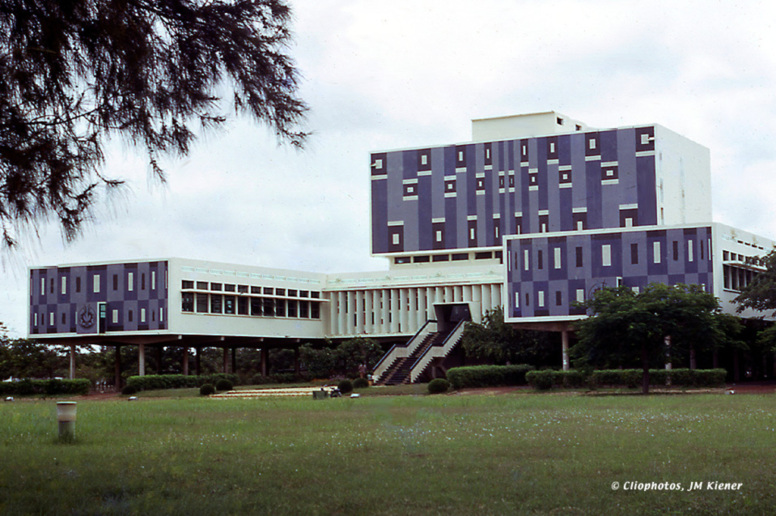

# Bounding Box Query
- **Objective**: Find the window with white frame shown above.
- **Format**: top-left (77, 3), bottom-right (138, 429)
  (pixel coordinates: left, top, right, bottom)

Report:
top-left (688, 240), bottom-right (694, 262)
top-left (538, 290), bottom-right (545, 307)
top-left (61, 277), bottom-right (67, 295)
top-left (128, 272), bottom-right (134, 291)
top-left (653, 241), bottom-right (661, 264)
top-left (93, 274), bottom-right (100, 293)
top-left (554, 247), bottom-right (562, 269)
top-left (112, 310), bottom-right (119, 324)
top-left (602, 245), bottom-right (612, 267)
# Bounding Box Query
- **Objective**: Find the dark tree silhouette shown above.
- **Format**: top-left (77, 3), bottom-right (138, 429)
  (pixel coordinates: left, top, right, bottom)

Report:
top-left (0, 0), bottom-right (307, 246)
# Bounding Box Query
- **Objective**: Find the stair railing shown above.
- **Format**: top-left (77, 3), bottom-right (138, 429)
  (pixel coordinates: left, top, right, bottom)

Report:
top-left (409, 319), bottom-right (468, 383)
top-left (373, 319), bottom-right (437, 382)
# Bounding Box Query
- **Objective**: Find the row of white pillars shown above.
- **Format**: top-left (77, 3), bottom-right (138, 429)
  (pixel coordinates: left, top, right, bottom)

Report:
top-left (326, 283), bottom-right (503, 336)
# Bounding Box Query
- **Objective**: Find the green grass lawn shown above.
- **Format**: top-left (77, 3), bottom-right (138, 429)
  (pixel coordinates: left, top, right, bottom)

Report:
top-left (1, 391), bottom-right (773, 515)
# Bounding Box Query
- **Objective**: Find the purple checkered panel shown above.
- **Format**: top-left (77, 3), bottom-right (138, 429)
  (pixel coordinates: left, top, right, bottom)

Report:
top-left (505, 226), bottom-right (713, 319)
top-left (371, 127), bottom-right (657, 254)
top-left (29, 261), bottom-right (168, 335)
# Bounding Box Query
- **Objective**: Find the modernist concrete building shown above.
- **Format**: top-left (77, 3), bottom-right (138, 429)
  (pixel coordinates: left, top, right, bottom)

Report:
top-left (28, 112), bottom-right (774, 385)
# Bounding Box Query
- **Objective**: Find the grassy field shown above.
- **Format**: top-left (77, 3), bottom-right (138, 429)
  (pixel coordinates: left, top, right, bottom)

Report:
top-left (0, 390), bottom-right (774, 515)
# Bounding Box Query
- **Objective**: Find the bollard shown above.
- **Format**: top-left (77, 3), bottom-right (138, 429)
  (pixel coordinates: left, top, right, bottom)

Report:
top-left (56, 401), bottom-right (77, 442)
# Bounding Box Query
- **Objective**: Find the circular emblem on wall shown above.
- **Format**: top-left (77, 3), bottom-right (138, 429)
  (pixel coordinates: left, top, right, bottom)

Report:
top-left (78, 305), bottom-right (96, 329)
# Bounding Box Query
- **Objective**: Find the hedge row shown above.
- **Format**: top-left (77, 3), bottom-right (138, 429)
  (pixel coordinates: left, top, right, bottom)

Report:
top-left (525, 368), bottom-right (727, 390)
top-left (125, 373), bottom-right (238, 392)
top-left (446, 364), bottom-right (535, 389)
top-left (525, 370), bottom-right (586, 390)
top-left (593, 368), bottom-right (727, 388)
top-left (0, 378), bottom-right (91, 396)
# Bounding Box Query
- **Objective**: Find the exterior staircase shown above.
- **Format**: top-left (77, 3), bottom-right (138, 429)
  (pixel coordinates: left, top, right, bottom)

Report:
top-left (373, 319), bottom-right (466, 385)
top-left (379, 329), bottom-right (451, 385)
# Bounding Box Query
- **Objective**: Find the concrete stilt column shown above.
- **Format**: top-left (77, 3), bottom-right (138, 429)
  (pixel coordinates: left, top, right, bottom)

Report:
top-left (355, 290), bottom-right (364, 334)
top-left (481, 285), bottom-right (491, 313)
top-left (114, 345), bottom-right (122, 390)
top-left (69, 343), bottom-right (76, 380)
top-left (329, 292), bottom-right (338, 337)
top-left (261, 347), bottom-right (268, 377)
top-left (472, 284), bottom-right (482, 322)
top-left (664, 335), bottom-right (672, 370)
top-left (182, 347), bottom-right (189, 376)
top-left (344, 291), bottom-right (354, 335)
top-left (399, 288), bottom-right (408, 334)
top-left (491, 283), bottom-right (501, 310)
top-left (223, 346), bottom-right (229, 374)
top-left (381, 289), bottom-right (390, 334)
top-left (364, 289), bottom-right (373, 334)
top-left (389, 289), bottom-right (399, 333)
top-left (417, 288), bottom-right (426, 327)
top-left (337, 291), bottom-right (347, 337)
top-left (138, 342), bottom-right (146, 376)
top-left (463, 285), bottom-right (472, 303)
top-left (561, 330), bottom-right (570, 371)
top-left (195, 347), bottom-right (202, 376)
top-left (294, 345), bottom-right (300, 377)
top-left (425, 287), bottom-right (435, 320)
top-left (231, 347), bottom-right (237, 376)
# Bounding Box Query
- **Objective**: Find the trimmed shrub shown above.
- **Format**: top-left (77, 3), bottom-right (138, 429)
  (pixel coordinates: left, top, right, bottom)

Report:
top-left (427, 378), bottom-right (450, 394)
top-left (0, 378), bottom-right (91, 396)
top-left (338, 379), bottom-right (353, 395)
top-left (525, 370), bottom-right (586, 390)
top-left (215, 379), bottom-right (233, 392)
top-left (526, 370), bottom-right (554, 390)
top-left (125, 373), bottom-right (238, 392)
top-left (121, 384), bottom-right (138, 395)
top-left (589, 369), bottom-right (727, 388)
top-left (199, 384), bottom-right (215, 396)
top-left (446, 364), bottom-right (535, 390)
top-left (352, 377), bottom-right (369, 389)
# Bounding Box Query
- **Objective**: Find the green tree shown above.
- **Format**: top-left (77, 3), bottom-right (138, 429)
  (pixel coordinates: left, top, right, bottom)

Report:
top-left (335, 337), bottom-right (383, 378)
top-left (461, 307), bottom-right (555, 366)
top-left (734, 250), bottom-right (776, 315)
top-left (0, 325), bottom-right (68, 379)
top-left (0, 0), bottom-right (306, 246)
top-left (299, 343), bottom-right (336, 379)
top-left (573, 283), bottom-right (726, 394)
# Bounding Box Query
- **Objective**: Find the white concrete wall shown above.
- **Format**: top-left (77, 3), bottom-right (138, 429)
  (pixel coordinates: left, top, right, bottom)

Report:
top-left (471, 111), bottom-right (589, 141)
top-left (655, 125), bottom-right (712, 226)
top-left (167, 258), bottom-right (328, 339)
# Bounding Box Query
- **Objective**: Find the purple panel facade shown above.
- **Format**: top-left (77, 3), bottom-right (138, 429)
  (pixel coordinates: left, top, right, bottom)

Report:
top-left (371, 126), bottom-right (660, 254)
top-left (29, 261), bottom-right (168, 336)
top-left (506, 226), bottom-right (713, 320)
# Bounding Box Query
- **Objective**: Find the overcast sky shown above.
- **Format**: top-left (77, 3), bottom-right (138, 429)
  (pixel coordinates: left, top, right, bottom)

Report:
top-left (2, 0), bottom-right (776, 336)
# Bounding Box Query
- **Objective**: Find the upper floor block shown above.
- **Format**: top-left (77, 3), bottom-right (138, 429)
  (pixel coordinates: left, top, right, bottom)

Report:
top-left (370, 112), bottom-right (711, 257)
